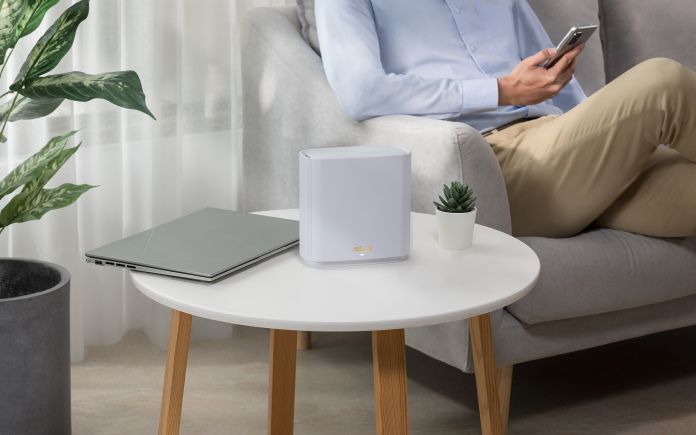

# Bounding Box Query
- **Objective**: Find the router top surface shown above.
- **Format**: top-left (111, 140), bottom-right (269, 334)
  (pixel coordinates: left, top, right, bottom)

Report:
top-left (301, 145), bottom-right (410, 160)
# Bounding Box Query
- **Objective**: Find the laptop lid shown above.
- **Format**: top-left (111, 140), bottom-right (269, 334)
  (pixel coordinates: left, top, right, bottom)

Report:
top-left (85, 208), bottom-right (299, 281)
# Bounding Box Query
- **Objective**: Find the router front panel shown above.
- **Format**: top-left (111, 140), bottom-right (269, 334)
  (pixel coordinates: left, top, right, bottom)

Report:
top-left (299, 146), bottom-right (411, 267)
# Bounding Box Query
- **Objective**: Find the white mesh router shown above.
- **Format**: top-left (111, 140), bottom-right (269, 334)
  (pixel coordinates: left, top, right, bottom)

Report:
top-left (299, 145), bottom-right (411, 267)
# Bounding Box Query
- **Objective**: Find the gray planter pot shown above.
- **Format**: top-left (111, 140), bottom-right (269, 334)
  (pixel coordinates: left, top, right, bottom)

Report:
top-left (0, 258), bottom-right (71, 435)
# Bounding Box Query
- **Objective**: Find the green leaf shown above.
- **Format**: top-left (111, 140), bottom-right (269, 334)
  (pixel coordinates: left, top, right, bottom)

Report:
top-left (461, 197), bottom-right (476, 210)
top-left (0, 147), bottom-right (60, 199)
top-left (0, 188), bottom-right (30, 225)
top-left (0, 0), bottom-right (29, 64)
top-left (0, 1), bottom-right (61, 64)
top-left (0, 130), bottom-right (75, 200)
top-left (0, 182), bottom-right (94, 226)
top-left (18, 0), bottom-right (60, 40)
top-left (0, 94), bottom-right (63, 121)
top-left (0, 93), bottom-right (16, 121)
top-left (459, 190), bottom-right (472, 202)
top-left (10, 0), bottom-right (89, 90)
top-left (18, 70), bottom-right (155, 119)
top-left (443, 184), bottom-right (452, 200)
top-left (22, 142), bottom-right (79, 193)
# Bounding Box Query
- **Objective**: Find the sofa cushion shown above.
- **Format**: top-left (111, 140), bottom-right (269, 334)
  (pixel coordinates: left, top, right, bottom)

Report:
top-left (526, 0), bottom-right (605, 95)
top-left (599, 0), bottom-right (696, 82)
top-left (507, 229), bottom-right (696, 324)
top-left (296, 0), bottom-right (321, 55)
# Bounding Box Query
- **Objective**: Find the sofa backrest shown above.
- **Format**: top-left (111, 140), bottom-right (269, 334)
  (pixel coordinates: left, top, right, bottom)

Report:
top-left (598, 0), bottom-right (696, 82)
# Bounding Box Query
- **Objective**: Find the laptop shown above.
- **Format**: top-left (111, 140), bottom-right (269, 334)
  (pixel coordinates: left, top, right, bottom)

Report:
top-left (85, 208), bottom-right (299, 281)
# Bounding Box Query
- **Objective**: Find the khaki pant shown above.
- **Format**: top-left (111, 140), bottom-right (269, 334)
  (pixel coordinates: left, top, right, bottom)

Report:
top-left (485, 58), bottom-right (696, 238)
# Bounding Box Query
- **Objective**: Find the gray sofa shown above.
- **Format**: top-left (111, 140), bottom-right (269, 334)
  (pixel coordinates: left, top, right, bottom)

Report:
top-left (241, 0), bottom-right (696, 380)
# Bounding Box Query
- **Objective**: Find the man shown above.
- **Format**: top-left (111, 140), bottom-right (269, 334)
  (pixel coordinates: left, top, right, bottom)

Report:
top-left (316, 0), bottom-right (696, 238)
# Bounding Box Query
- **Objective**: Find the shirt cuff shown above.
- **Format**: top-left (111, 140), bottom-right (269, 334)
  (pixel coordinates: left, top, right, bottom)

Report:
top-left (460, 78), bottom-right (499, 115)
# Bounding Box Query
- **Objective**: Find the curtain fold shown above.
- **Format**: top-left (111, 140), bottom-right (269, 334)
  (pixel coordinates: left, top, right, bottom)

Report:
top-left (0, 0), bottom-right (293, 362)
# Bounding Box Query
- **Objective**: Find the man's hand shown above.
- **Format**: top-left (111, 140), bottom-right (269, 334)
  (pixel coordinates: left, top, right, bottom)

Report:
top-left (497, 44), bottom-right (585, 106)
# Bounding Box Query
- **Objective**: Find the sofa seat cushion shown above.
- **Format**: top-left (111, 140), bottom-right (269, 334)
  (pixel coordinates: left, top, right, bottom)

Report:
top-left (507, 229), bottom-right (696, 324)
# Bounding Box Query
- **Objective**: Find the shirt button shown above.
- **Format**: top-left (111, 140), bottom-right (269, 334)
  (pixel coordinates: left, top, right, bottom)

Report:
top-left (492, 75), bottom-right (498, 79)
top-left (454, 8), bottom-right (461, 13)
top-left (470, 45), bottom-right (477, 52)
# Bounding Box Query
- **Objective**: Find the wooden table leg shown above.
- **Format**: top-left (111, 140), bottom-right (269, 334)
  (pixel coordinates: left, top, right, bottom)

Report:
top-left (297, 331), bottom-right (311, 350)
top-left (372, 329), bottom-right (409, 435)
top-left (159, 309), bottom-right (193, 435)
top-left (497, 365), bottom-right (513, 435)
top-left (268, 329), bottom-right (298, 435)
top-left (469, 313), bottom-right (504, 435)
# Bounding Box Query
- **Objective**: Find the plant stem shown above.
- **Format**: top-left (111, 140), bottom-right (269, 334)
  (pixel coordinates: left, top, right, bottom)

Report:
top-left (0, 226), bottom-right (4, 237)
top-left (0, 48), bottom-right (13, 81)
top-left (0, 93), bottom-right (19, 139)
top-left (0, 90), bottom-right (13, 100)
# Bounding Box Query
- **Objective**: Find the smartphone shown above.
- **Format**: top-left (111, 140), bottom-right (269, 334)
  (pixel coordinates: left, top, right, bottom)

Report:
top-left (543, 24), bottom-right (598, 69)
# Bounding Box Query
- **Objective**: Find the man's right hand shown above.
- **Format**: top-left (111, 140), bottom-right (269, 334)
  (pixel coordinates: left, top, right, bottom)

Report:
top-left (497, 44), bottom-right (585, 106)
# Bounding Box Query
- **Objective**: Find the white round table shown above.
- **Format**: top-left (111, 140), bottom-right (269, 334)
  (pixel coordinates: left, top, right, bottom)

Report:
top-left (130, 210), bottom-right (539, 435)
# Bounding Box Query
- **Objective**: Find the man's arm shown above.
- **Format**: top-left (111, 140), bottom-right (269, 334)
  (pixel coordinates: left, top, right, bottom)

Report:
top-left (316, 0), bottom-right (498, 121)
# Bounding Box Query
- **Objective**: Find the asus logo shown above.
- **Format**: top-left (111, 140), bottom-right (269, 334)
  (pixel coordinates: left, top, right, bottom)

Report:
top-left (352, 246), bottom-right (373, 252)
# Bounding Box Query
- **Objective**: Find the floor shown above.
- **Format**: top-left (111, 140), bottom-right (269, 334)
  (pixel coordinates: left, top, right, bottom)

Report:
top-left (71, 325), bottom-right (696, 434)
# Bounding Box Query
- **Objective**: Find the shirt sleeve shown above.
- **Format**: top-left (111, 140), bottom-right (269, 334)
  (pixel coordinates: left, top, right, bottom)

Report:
top-left (316, 0), bottom-right (499, 122)
top-left (513, 0), bottom-right (587, 112)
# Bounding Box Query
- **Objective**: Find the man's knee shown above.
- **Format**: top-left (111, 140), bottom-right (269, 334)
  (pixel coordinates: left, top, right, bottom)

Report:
top-left (630, 58), bottom-right (692, 94)
top-left (633, 57), bottom-right (684, 75)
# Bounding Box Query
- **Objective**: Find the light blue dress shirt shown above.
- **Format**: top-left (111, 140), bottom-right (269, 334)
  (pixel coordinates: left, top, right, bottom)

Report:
top-left (316, 0), bottom-right (587, 132)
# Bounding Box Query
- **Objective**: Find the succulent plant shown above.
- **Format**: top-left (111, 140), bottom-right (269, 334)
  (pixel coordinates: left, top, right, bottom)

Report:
top-left (434, 181), bottom-right (476, 213)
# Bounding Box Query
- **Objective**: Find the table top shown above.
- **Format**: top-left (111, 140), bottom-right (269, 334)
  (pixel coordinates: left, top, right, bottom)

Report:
top-left (130, 210), bottom-right (540, 332)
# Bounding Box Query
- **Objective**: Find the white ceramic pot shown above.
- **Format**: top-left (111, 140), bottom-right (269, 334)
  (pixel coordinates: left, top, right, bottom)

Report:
top-left (436, 207), bottom-right (477, 250)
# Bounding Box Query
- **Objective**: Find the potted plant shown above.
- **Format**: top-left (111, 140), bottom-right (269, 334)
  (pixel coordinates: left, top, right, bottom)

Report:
top-left (0, 1), bottom-right (153, 433)
top-left (434, 181), bottom-right (477, 251)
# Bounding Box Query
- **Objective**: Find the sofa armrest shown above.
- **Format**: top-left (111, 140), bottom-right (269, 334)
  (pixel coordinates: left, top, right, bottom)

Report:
top-left (241, 6), bottom-right (511, 233)
top-left (364, 116), bottom-right (512, 233)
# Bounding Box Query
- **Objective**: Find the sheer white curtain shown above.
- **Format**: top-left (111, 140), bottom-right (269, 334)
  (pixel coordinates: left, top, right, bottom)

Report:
top-left (0, 0), bottom-right (293, 362)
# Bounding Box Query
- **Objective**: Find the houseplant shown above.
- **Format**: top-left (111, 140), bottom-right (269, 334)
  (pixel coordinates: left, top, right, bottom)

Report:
top-left (0, 1), bottom-right (153, 433)
top-left (434, 181), bottom-right (477, 250)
